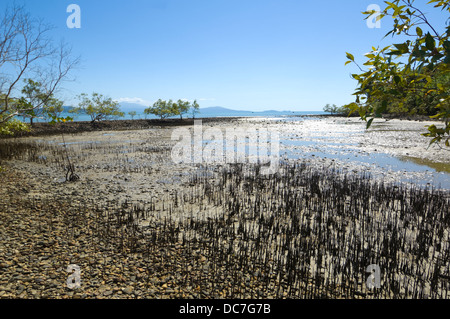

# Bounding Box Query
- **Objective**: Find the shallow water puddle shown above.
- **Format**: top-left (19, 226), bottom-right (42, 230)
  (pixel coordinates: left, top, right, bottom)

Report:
top-left (281, 139), bottom-right (450, 189)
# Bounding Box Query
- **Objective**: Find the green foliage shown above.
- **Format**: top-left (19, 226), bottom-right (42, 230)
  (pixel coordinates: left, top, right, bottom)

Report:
top-left (45, 97), bottom-right (65, 120)
top-left (0, 5), bottom-right (78, 130)
top-left (323, 104), bottom-right (335, 114)
top-left (176, 99), bottom-right (192, 119)
top-left (346, 0), bottom-right (450, 146)
top-left (323, 104), bottom-right (339, 114)
top-left (70, 93), bottom-right (124, 122)
top-left (144, 99), bottom-right (200, 120)
top-left (0, 6), bottom-right (76, 138)
top-left (423, 98), bottom-right (450, 146)
top-left (17, 79), bottom-right (45, 124)
top-left (0, 118), bottom-right (30, 136)
top-left (0, 94), bottom-right (30, 136)
top-left (144, 99), bottom-right (174, 119)
top-left (128, 111), bottom-right (137, 120)
top-left (48, 114), bottom-right (73, 125)
top-left (191, 100), bottom-right (200, 118)
top-left (323, 103), bottom-right (354, 116)
top-left (15, 79), bottom-right (66, 125)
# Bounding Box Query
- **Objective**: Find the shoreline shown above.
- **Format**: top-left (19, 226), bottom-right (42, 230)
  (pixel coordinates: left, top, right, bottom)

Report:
top-left (1, 117), bottom-right (245, 138)
top-left (2, 115), bottom-right (449, 179)
top-left (2, 113), bottom-right (446, 138)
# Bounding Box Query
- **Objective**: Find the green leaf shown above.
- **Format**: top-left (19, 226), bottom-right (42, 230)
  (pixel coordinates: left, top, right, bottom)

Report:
top-left (386, 50), bottom-right (402, 56)
top-left (416, 27), bottom-right (423, 37)
top-left (346, 52), bottom-right (355, 61)
top-left (444, 55), bottom-right (450, 64)
top-left (378, 100), bottom-right (388, 114)
top-left (425, 33), bottom-right (435, 50)
top-left (393, 43), bottom-right (410, 54)
top-left (366, 118), bottom-right (374, 129)
top-left (443, 40), bottom-right (450, 53)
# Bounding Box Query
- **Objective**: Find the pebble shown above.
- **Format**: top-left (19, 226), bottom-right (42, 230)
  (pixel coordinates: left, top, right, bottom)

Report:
top-left (123, 286), bottom-right (134, 295)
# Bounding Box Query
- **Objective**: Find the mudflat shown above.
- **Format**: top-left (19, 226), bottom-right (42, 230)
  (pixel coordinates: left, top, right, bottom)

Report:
top-left (0, 116), bottom-right (449, 299)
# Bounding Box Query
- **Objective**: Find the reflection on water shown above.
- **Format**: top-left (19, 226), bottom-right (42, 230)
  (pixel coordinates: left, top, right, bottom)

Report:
top-left (264, 116), bottom-right (450, 189)
top-left (280, 136), bottom-right (450, 189)
top-left (400, 156), bottom-right (450, 173)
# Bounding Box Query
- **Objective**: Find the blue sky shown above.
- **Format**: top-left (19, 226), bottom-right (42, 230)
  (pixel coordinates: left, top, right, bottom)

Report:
top-left (2, 0), bottom-right (449, 111)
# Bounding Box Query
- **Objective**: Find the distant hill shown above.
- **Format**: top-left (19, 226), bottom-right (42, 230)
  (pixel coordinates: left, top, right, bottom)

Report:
top-left (117, 104), bottom-right (293, 115)
top-left (62, 104), bottom-right (321, 119)
top-left (63, 106), bottom-right (75, 112)
top-left (198, 106), bottom-right (301, 117)
top-left (117, 104), bottom-right (278, 116)
top-left (67, 104), bottom-right (295, 114)
top-left (199, 106), bottom-right (289, 113)
top-left (199, 106), bottom-right (250, 113)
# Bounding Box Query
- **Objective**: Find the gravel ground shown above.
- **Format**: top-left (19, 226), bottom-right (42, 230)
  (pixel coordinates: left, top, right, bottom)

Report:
top-left (0, 169), bottom-right (166, 299)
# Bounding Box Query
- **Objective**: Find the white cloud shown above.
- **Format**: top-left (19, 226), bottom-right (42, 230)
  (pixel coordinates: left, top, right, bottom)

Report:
top-left (178, 98), bottom-right (216, 102)
top-left (114, 97), bottom-right (216, 105)
top-left (115, 97), bottom-right (150, 105)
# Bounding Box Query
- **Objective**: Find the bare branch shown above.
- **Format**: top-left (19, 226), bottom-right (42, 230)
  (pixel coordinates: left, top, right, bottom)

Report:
top-left (0, 4), bottom-right (79, 124)
top-left (401, 0), bottom-right (442, 40)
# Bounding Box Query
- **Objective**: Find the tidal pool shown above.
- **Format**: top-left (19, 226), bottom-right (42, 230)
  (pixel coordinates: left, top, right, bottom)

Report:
top-left (189, 116), bottom-right (450, 188)
top-left (270, 117), bottom-right (450, 189)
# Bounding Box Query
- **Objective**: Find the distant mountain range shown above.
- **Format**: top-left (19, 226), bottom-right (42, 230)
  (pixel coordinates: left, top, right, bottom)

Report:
top-left (63, 104), bottom-right (322, 118)
top-left (66, 104), bottom-right (298, 113)
top-left (198, 106), bottom-right (294, 114)
top-left (118, 104), bottom-right (302, 114)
